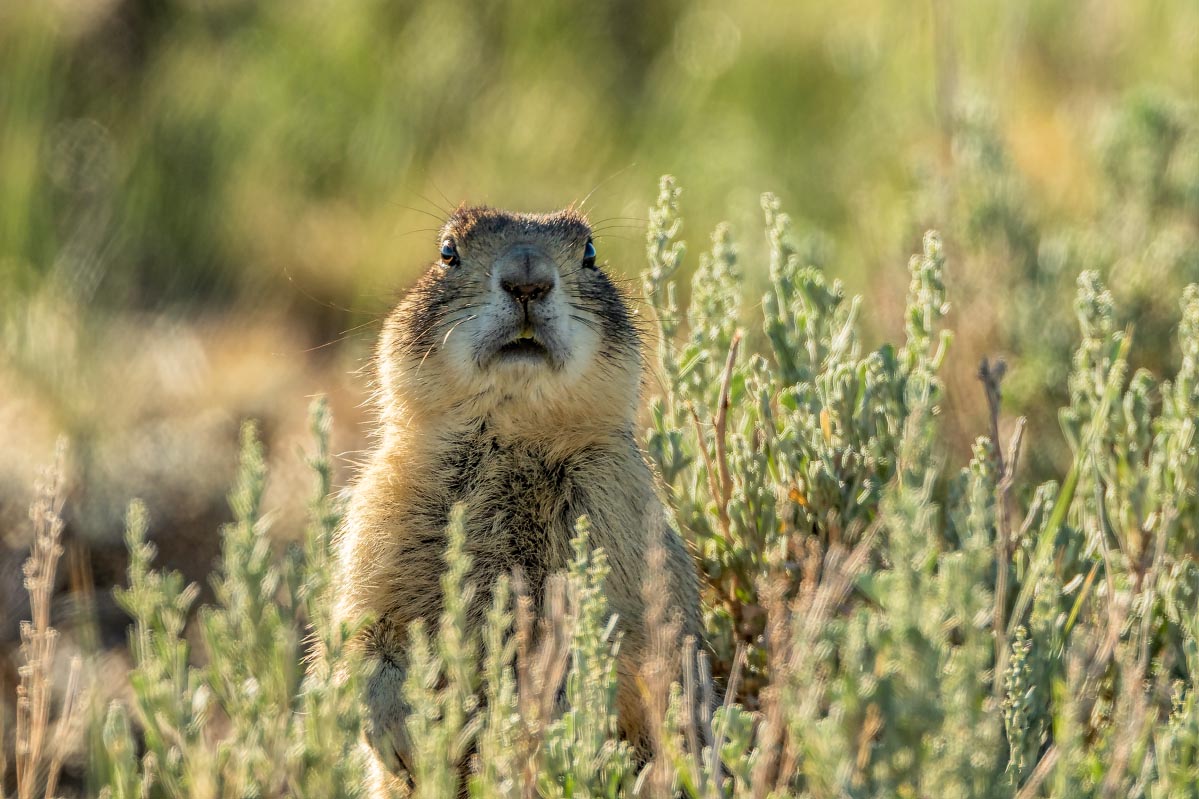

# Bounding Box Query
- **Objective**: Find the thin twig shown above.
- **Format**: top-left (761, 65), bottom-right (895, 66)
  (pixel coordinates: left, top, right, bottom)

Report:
top-left (979, 357), bottom-right (1028, 696)
top-left (0, 691), bottom-right (5, 799)
top-left (714, 331), bottom-right (743, 516)
top-left (690, 403), bottom-right (730, 537)
top-left (993, 416), bottom-right (1026, 696)
top-left (43, 655), bottom-right (83, 799)
top-left (709, 645), bottom-right (746, 799)
top-left (1136, 506), bottom-right (1174, 674)
top-left (682, 641), bottom-right (702, 794)
top-left (1015, 746), bottom-right (1059, 799)
top-left (1000, 419), bottom-right (1027, 517)
top-left (698, 651), bottom-right (715, 769)
top-left (978, 358), bottom-right (1008, 473)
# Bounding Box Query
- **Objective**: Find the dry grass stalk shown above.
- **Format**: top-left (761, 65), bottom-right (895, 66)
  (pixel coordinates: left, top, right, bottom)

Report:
top-left (13, 439), bottom-right (83, 799)
top-left (513, 570), bottom-right (569, 799)
top-left (638, 541), bottom-right (685, 799)
top-left (709, 646), bottom-right (743, 799)
top-left (1, 691), bottom-right (5, 798)
top-left (760, 520), bottom-right (879, 794)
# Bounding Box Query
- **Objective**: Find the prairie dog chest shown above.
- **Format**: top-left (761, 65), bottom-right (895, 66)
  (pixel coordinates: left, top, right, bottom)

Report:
top-left (419, 430), bottom-right (588, 586)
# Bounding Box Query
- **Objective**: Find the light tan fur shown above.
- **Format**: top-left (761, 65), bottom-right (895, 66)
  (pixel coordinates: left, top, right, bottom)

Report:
top-left (333, 206), bottom-right (702, 794)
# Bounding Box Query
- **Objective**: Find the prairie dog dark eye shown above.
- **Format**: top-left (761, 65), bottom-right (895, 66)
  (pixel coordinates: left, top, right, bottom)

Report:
top-left (440, 239), bottom-right (459, 266)
top-left (582, 239), bottom-right (597, 268)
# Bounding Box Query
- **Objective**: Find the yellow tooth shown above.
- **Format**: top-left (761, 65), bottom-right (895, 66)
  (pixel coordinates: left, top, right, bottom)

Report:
top-left (517, 327), bottom-right (535, 340)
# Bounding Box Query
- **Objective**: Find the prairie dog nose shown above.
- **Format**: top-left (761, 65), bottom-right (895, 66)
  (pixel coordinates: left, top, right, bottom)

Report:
top-left (496, 244), bottom-right (557, 304)
top-left (501, 278), bottom-right (553, 303)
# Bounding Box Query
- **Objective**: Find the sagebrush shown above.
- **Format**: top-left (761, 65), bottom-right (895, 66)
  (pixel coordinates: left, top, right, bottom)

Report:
top-left (6, 176), bottom-right (1199, 799)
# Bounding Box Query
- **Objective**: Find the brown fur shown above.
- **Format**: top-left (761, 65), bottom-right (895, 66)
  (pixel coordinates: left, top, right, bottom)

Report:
top-left (332, 206), bottom-right (702, 793)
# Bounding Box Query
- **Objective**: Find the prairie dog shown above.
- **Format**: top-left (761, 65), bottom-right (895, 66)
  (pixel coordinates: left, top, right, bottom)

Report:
top-left (333, 206), bottom-right (702, 793)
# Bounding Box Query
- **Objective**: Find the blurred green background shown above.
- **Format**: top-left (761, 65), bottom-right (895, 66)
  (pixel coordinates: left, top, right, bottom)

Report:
top-left (0, 0), bottom-right (1197, 580)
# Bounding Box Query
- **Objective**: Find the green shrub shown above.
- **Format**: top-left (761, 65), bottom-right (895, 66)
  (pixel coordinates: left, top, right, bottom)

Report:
top-left (943, 92), bottom-right (1199, 477)
top-left (91, 402), bottom-right (366, 799)
top-left (638, 176), bottom-right (1199, 797)
top-left (9, 178), bottom-right (1198, 798)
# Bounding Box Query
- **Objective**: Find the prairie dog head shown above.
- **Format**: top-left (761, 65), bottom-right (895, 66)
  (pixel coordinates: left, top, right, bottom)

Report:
top-left (377, 206), bottom-right (641, 439)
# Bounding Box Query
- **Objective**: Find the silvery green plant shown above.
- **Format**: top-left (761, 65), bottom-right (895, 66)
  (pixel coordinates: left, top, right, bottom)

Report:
top-left (642, 175), bottom-right (1199, 797)
top-left (644, 176), bottom-right (951, 696)
top-left (54, 172), bottom-right (1199, 798)
top-left (90, 399), bottom-right (365, 799)
top-left (946, 93), bottom-right (1199, 478)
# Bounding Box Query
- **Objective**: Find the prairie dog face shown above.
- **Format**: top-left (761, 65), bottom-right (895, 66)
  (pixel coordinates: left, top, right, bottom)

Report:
top-left (378, 206), bottom-right (641, 434)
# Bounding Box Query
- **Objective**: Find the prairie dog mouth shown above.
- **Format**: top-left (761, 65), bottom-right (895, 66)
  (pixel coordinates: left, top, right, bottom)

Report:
top-left (493, 328), bottom-right (551, 363)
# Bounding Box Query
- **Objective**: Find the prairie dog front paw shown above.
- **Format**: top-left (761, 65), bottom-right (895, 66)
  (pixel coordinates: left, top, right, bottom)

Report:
top-left (363, 655), bottom-right (412, 778)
